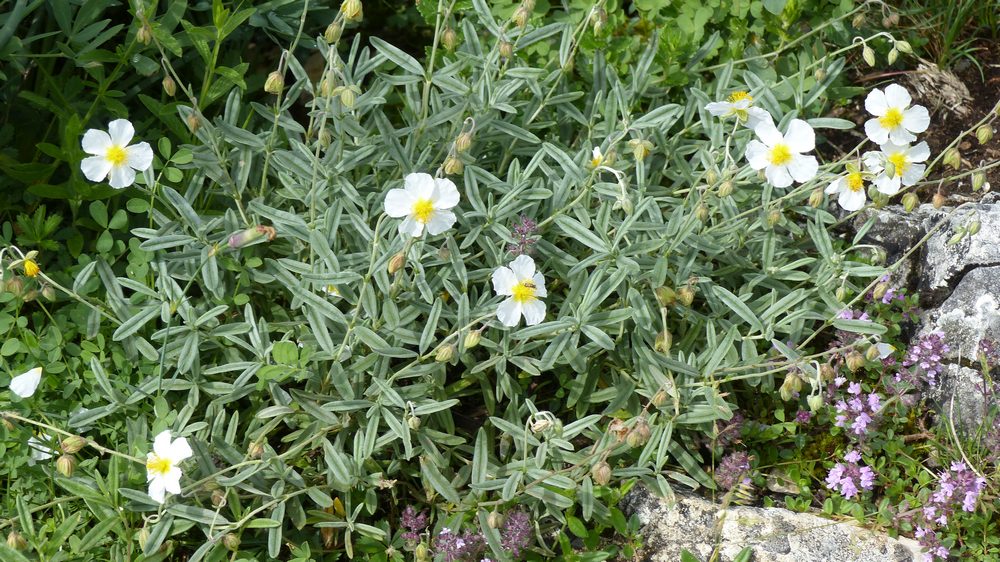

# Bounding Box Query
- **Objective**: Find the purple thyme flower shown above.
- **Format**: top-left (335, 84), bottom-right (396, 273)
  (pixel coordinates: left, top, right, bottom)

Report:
top-left (716, 412), bottom-right (745, 448)
top-left (507, 215), bottom-right (538, 256)
top-left (833, 380), bottom-right (882, 438)
top-left (913, 462), bottom-right (987, 561)
top-left (914, 526), bottom-right (950, 561)
top-left (500, 511), bottom-right (532, 557)
top-left (795, 410), bottom-right (812, 423)
top-left (898, 332), bottom-right (949, 388)
top-left (714, 451), bottom-right (751, 491)
top-left (825, 450), bottom-right (875, 499)
top-left (435, 527), bottom-right (486, 562)
top-left (401, 506), bottom-right (428, 543)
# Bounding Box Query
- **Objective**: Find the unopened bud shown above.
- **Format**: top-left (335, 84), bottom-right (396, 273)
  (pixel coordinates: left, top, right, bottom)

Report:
top-left (626, 420), bottom-right (651, 448)
top-left (591, 461), bottom-right (612, 485)
top-left (264, 71), bottom-right (284, 95)
top-left (23, 290), bottom-right (37, 302)
top-left (845, 351), bottom-right (866, 372)
top-left (887, 48), bottom-right (898, 65)
top-left (718, 180), bottom-right (734, 198)
top-left (41, 284), bottom-right (56, 301)
top-left (976, 125), bottom-right (994, 145)
top-left (968, 220), bottom-right (981, 235)
top-left (388, 252), bottom-right (406, 274)
top-left (319, 75), bottom-right (335, 97)
top-left (319, 129), bottom-right (333, 149)
top-left (902, 192), bottom-right (919, 211)
top-left (591, 8), bottom-right (607, 34)
top-left (407, 415), bottom-right (421, 431)
top-left (223, 533), bottom-right (241, 552)
top-left (651, 388), bottom-right (669, 408)
top-left (455, 131), bottom-right (473, 153)
top-left (248, 441), bottom-right (264, 459)
top-left (943, 147), bottom-right (961, 170)
top-left (325, 22), bottom-right (343, 43)
top-left (655, 286), bottom-right (676, 307)
top-left (162, 75), bottom-right (176, 97)
top-left (443, 155), bottom-right (463, 175)
top-left (677, 286), bottom-right (695, 307)
top-left (779, 372), bottom-right (803, 401)
top-left (819, 363), bottom-right (835, 382)
top-left (972, 172), bottom-right (986, 191)
top-left (851, 13), bottom-right (865, 28)
top-left (137, 525), bottom-right (150, 551)
top-left (628, 139), bottom-right (654, 161)
top-left (813, 67), bottom-right (827, 82)
top-left (61, 436), bottom-right (87, 454)
top-left (5, 276), bottom-right (23, 296)
top-left (512, 5), bottom-right (529, 27)
top-left (895, 40), bottom-right (912, 54)
top-left (862, 45), bottom-right (876, 67)
top-left (766, 208), bottom-right (783, 227)
top-left (872, 282), bottom-right (890, 301)
top-left (487, 510), bottom-right (504, 529)
top-left (835, 286), bottom-right (847, 301)
top-left (809, 188), bottom-right (824, 208)
top-left (654, 330), bottom-right (672, 353)
top-left (137, 24), bottom-right (152, 45)
top-left (807, 394), bottom-right (824, 412)
top-left (415, 543), bottom-right (431, 562)
top-left (442, 28), bottom-right (458, 51)
top-left (186, 113), bottom-right (201, 132)
top-left (498, 41), bottom-right (513, 59)
top-left (56, 454), bottom-right (76, 477)
top-left (464, 329), bottom-right (482, 350)
top-left (340, 0), bottom-right (363, 22)
top-left (695, 204), bottom-right (710, 223)
top-left (704, 170), bottom-right (719, 185)
top-left (228, 225), bottom-right (276, 249)
top-left (883, 12), bottom-right (900, 27)
top-left (948, 230), bottom-right (966, 245)
top-left (865, 344), bottom-right (882, 361)
top-left (7, 531), bottom-right (27, 550)
top-left (340, 87), bottom-right (356, 108)
top-left (932, 192), bottom-right (946, 209)
top-left (435, 344), bottom-right (455, 363)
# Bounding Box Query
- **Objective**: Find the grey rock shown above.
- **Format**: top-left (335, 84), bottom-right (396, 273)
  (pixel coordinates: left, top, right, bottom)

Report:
top-left (854, 205), bottom-right (926, 287)
top-left (623, 487), bottom-right (922, 562)
top-left (918, 200), bottom-right (1000, 306)
top-left (919, 265), bottom-right (1000, 362)
top-left (928, 363), bottom-right (990, 434)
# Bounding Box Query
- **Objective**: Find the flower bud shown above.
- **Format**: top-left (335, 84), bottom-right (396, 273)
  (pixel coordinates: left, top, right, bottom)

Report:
top-left (654, 330), bottom-right (672, 353)
top-left (626, 420), bottom-right (651, 448)
top-left (186, 113), bottom-right (201, 132)
top-left (947, 230), bottom-right (966, 245)
top-left (902, 192), bottom-right (919, 212)
top-left (887, 48), bottom-right (898, 65)
top-left (813, 67), bottom-right (827, 82)
top-left (512, 5), bottom-right (529, 27)
top-left (248, 441), bottom-right (264, 459)
top-left (608, 418), bottom-right (629, 442)
top-left (442, 27), bottom-right (458, 51)
top-left (415, 542), bottom-right (431, 562)
top-left (651, 388), bottom-right (669, 408)
top-left (695, 203), bottom-right (710, 223)
top-left (498, 41), bottom-right (513, 59)
top-left (435, 344), bottom-right (455, 363)
top-left (862, 45), bottom-right (876, 67)
top-left (943, 147), bottom-right (961, 170)
top-left (969, 220), bottom-right (981, 236)
top-left (325, 22), bottom-right (343, 43)
top-left (851, 13), bottom-right (866, 28)
top-left (845, 351), bottom-right (866, 372)
top-left (865, 344), bottom-right (882, 361)
top-left (61, 435), bottom-right (87, 454)
top-left (972, 172), bottom-right (986, 191)
top-left (340, 86), bottom-right (357, 109)
top-left (7, 531), bottom-right (27, 550)
top-left (5, 275), bottom-right (24, 297)
top-left (807, 394), bottom-right (824, 412)
top-left (388, 252), bottom-right (406, 274)
top-left (628, 139), bottom-right (653, 161)
top-left (228, 225), bottom-right (276, 249)
top-left (223, 533), bottom-right (241, 552)
top-left (779, 372), bottom-right (803, 401)
top-left (872, 282), bottom-right (889, 301)
top-left (23, 258), bottom-right (39, 278)
top-left (340, 0), bottom-right (363, 22)
top-left (591, 461), bottom-right (612, 485)
top-left (883, 12), bottom-right (900, 27)
top-left (162, 75), bottom-right (176, 97)
top-left (210, 488), bottom-right (227, 508)
top-left (932, 192), bottom-right (946, 209)
top-left (443, 155), bottom-right (463, 175)
top-left (319, 129), bottom-right (333, 149)
top-left (464, 329), bottom-right (482, 350)
top-left (976, 125), bottom-right (994, 145)
top-left (766, 208), bottom-right (783, 228)
top-left (487, 510), bottom-right (504, 529)
top-left (41, 284), bottom-right (56, 301)
top-left (591, 8), bottom-right (607, 34)
top-left (809, 188), bottom-right (824, 208)
top-left (264, 71), bottom-right (284, 95)
top-left (455, 131), bottom-right (473, 153)
top-left (716, 180), bottom-right (734, 198)
top-left (678, 286), bottom-right (695, 307)
top-left (56, 454), bottom-right (76, 477)
top-left (407, 414), bottom-right (421, 431)
top-left (655, 286), bottom-right (676, 307)
top-left (23, 290), bottom-right (37, 302)
top-left (137, 23), bottom-right (152, 45)
top-left (819, 363), bottom-right (835, 382)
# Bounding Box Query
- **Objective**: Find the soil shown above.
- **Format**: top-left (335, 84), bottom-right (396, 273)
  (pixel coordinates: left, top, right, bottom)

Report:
top-left (821, 35), bottom-right (1000, 202)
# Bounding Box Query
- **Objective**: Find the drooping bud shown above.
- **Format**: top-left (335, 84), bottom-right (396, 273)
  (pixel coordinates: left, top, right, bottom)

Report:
top-left (325, 22), bottom-right (343, 43)
top-left (887, 48), bottom-right (898, 65)
top-left (626, 419), bottom-right (651, 448)
top-left (4, 276), bottom-right (24, 297)
top-left (902, 192), bottom-right (919, 211)
top-left (498, 41), bottom-right (513, 59)
top-left (845, 351), bottom-right (866, 372)
top-left (943, 147), bottom-right (961, 170)
top-left (186, 113), bottom-right (201, 132)
top-left (976, 125), bottom-right (994, 145)
top-left (779, 372), bottom-right (803, 401)
top-left (883, 12), bottom-right (900, 27)
top-left (162, 75), bottom-right (176, 97)
top-left (212, 489), bottom-right (227, 508)
top-left (591, 461), bottom-right (612, 485)
top-left (932, 192), bottom-right (946, 209)
top-left (388, 252), bottom-right (406, 274)
top-left (677, 286), bottom-right (696, 307)
top-left (835, 286), bottom-right (847, 301)
top-left (22, 290), bottom-right (37, 303)
top-left (628, 138), bottom-right (653, 161)
top-left (807, 394), bottom-right (824, 412)
top-left (7, 530), bottom-right (27, 550)
top-left (137, 23), bottom-right (152, 45)
top-left (851, 13), bottom-right (866, 28)
top-left (819, 363), bottom-right (835, 382)
top-left (813, 67), bottom-right (827, 81)
top-left (695, 203), bottom-right (710, 223)
top-left (511, 5), bottom-right (529, 27)
top-left (443, 155), bottom-right (463, 175)
top-left (319, 129), bottom-right (333, 149)
top-left (223, 533), bottom-right (241, 552)
top-left (340, 0), bottom-right (363, 22)
top-left (61, 435), bottom-right (87, 454)
top-left (41, 284), bottom-right (56, 301)
top-left (872, 282), bottom-right (890, 301)
top-left (435, 344), bottom-right (455, 363)
top-left (654, 330), bottom-right (672, 353)
top-left (228, 225), bottom-right (277, 249)
top-left (969, 220), bottom-right (981, 235)
top-left (339, 86), bottom-right (357, 109)
top-left (865, 344), bottom-right (882, 361)
top-left (455, 131), bottom-right (473, 153)
top-left (651, 388), bottom-right (669, 408)
top-left (264, 71), bottom-right (284, 95)
top-left (767, 208), bottom-right (783, 228)
top-left (809, 188), bottom-right (824, 208)
top-left (56, 454), bottom-right (76, 477)
top-left (862, 45), bottom-right (876, 67)
top-left (895, 40), bottom-right (912, 54)
top-left (716, 180), bottom-right (733, 198)
top-left (487, 510), bottom-right (504, 529)
top-left (248, 441), bottom-right (264, 459)
top-left (655, 286), bottom-right (676, 307)
top-left (463, 329), bottom-right (482, 350)
top-left (407, 415), bottom-right (421, 431)
top-left (415, 542), bottom-right (431, 562)
top-left (972, 172), bottom-right (986, 191)
top-left (442, 28), bottom-right (458, 51)
top-left (591, 8), bottom-right (607, 34)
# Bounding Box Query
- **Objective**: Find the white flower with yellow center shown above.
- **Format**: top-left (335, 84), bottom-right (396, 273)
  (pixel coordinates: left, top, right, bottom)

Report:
top-left (825, 166), bottom-right (868, 211)
top-left (745, 119), bottom-right (818, 188)
top-left (384, 173), bottom-right (460, 237)
top-left (9, 367), bottom-right (42, 398)
top-left (705, 91), bottom-right (773, 129)
top-left (863, 84), bottom-right (929, 145)
top-left (590, 147), bottom-right (605, 168)
top-left (492, 255), bottom-right (547, 327)
top-left (862, 141), bottom-right (930, 195)
top-left (146, 430), bottom-right (193, 504)
top-left (80, 119), bottom-right (154, 189)
top-left (324, 285), bottom-right (341, 298)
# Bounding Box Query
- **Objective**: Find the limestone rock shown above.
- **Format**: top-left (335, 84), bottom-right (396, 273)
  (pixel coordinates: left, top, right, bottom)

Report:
top-left (928, 363), bottom-right (990, 434)
top-left (623, 487), bottom-right (922, 562)
top-left (919, 265), bottom-right (1000, 362)
top-left (918, 200), bottom-right (1000, 306)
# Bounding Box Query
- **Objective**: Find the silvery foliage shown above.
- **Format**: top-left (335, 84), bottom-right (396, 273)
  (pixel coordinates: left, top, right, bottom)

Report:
top-left (72, 4), bottom-right (883, 559)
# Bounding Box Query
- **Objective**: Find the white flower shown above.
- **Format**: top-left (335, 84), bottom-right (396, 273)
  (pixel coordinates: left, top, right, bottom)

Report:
top-left (492, 255), bottom-right (547, 327)
top-left (324, 285), bottom-right (341, 298)
top-left (146, 430), bottom-right (193, 504)
top-left (80, 119), bottom-right (154, 189)
top-left (27, 435), bottom-right (56, 465)
top-left (384, 173), bottom-right (460, 237)
top-left (745, 119), bottom-right (818, 188)
top-left (825, 169), bottom-right (868, 211)
top-left (863, 84), bottom-right (930, 145)
top-left (705, 91), bottom-right (773, 129)
top-left (9, 367), bottom-right (42, 398)
top-left (590, 147), bottom-right (605, 168)
top-left (862, 141), bottom-right (930, 195)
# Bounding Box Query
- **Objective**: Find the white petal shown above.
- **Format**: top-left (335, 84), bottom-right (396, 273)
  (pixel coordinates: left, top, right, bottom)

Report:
top-left (862, 151), bottom-right (885, 172)
top-left (148, 478), bottom-right (167, 504)
top-left (28, 436), bottom-right (55, 463)
top-left (433, 178), bottom-right (461, 209)
top-left (883, 84), bottom-right (912, 108)
top-left (864, 119), bottom-right (889, 144)
top-left (705, 101), bottom-right (731, 117)
top-left (398, 216), bottom-right (423, 237)
top-left (887, 127), bottom-right (916, 145)
top-left (9, 367), bottom-right (42, 398)
top-left (875, 174), bottom-right (901, 195)
top-left (744, 141), bottom-right (770, 170)
top-left (162, 467), bottom-right (183, 494)
top-left (153, 430), bottom-right (174, 457)
top-left (745, 107), bottom-right (773, 130)
top-left (385, 188), bottom-right (416, 217)
top-left (531, 272), bottom-right (546, 298)
top-left (765, 165), bottom-right (793, 188)
top-left (425, 210), bottom-right (456, 235)
top-left (126, 142), bottom-right (154, 171)
top-left (825, 177), bottom-right (845, 194)
top-left (508, 254), bottom-right (536, 281)
top-left (783, 119), bottom-right (815, 152)
top-left (521, 300), bottom-right (546, 326)
top-left (787, 155), bottom-right (818, 183)
top-left (839, 187), bottom-right (867, 211)
top-left (864, 88), bottom-right (888, 116)
top-left (108, 165), bottom-right (136, 189)
top-left (81, 155), bottom-right (112, 183)
top-left (168, 436), bottom-right (193, 461)
top-left (404, 172), bottom-right (435, 200)
top-left (902, 106), bottom-right (930, 134)
top-left (492, 267), bottom-right (517, 296)
top-left (496, 299), bottom-right (522, 327)
top-left (901, 163), bottom-right (926, 186)
top-left (908, 141), bottom-right (931, 163)
top-left (81, 129), bottom-right (112, 155)
top-left (107, 119), bottom-right (135, 146)
top-left (754, 120), bottom-right (783, 146)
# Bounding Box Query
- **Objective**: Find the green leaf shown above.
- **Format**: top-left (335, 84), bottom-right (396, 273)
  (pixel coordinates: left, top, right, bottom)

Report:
top-left (370, 37), bottom-right (424, 75)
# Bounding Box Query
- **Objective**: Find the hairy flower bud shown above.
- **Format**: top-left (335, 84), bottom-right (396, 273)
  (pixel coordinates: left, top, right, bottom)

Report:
top-left (41, 284), bottom-right (56, 301)
top-left (442, 27), bottom-right (458, 51)
top-left (628, 138), bottom-right (653, 161)
top-left (455, 131), bottom-right (473, 153)
top-left (655, 286), bottom-right (676, 307)
top-left (651, 388), bottom-right (669, 408)
top-left (819, 363), bottom-right (835, 382)
top-left (212, 489), bottom-right (227, 508)
top-left (162, 75), bottom-right (176, 97)
top-left (56, 454), bottom-right (76, 477)
top-left (248, 441), bottom-right (264, 459)
top-left (845, 351), bottom-right (866, 372)
top-left (851, 13), bottom-right (865, 28)
top-left (895, 40), bottom-right (912, 54)
top-left (813, 67), bottom-right (827, 81)
top-left (415, 542), bottom-right (431, 562)
top-left (325, 21), bottom-right (343, 43)
top-left (835, 286), bottom-right (847, 301)
top-left (902, 192), bottom-right (919, 212)
top-left (319, 129), bottom-right (333, 149)
top-left (862, 45), bottom-right (876, 67)
top-left (229, 225), bottom-right (276, 249)
top-left (809, 188), bottom-right (824, 208)
top-left (407, 414), bottom-right (421, 431)
top-left (807, 394), bottom-right (824, 412)
top-left (865, 344), bottom-right (882, 361)
top-left (654, 330), bottom-right (672, 353)
top-left (626, 420), bottom-right (651, 448)
top-left (464, 329), bottom-right (482, 350)
top-left (443, 155), bottom-right (463, 175)
top-left (435, 344), bottom-right (455, 363)
top-left (695, 203), bottom-right (710, 223)
top-left (943, 147), bottom-right (961, 170)
top-left (223, 533), bottom-right (241, 552)
top-left (264, 71), bottom-right (284, 95)
top-left (677, 286), bottom-right (695, 307)
top-left (591, 8), bottom-right (607, 34)
top-left (887, 48), bottom-right (898, 65)
top-left (932, 192), bottom-right (946, 209)
top-left (4, 276), bottom-right (24, 297)
top-left (388, 252), bottom-right (406, 274)
top-left (340, 0), bottom-right (363, 22)
top-left (972, 172), bottom-right (986, 191)
top-left (969, 220), bottom-right (981, 236)
top-left (883, 12), bottom-right (900, 27)
top-left (7, 531), bottom-right (27, 551)
top-left (512, 5), bottom-right (529, 27)
top-left (61, 435), bottom-right (87, 454)
top-left (591, 461), bottom-right (612, 485)
top-left (976, 125), bottom-right (994, 145)
top-left (22, 289), bottom-right (37, 302)
top-left (872, 282), bottom-right (890, 301)
top-left (186, 113), bottom-right (201, 132)
top-left (137, 23), bottom-right (152, 45)
top-left (498, 41), bottom-right (513, 59)
top-left (779, 372), bottom-right (803, 401)
top-left (714, 180), bottom-right (733, 198)
top-left (487, 510), bottom-right (504, 529)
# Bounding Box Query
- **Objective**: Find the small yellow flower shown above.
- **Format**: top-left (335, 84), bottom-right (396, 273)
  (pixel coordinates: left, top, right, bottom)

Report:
top-left (22, 259), bottom-right (39, 278)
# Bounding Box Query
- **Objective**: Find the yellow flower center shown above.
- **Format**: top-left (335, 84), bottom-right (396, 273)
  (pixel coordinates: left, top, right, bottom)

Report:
top-left (411, 198), bottom-right (434, 223)
top-left (146, 455), bottom-right (172, 476)
top-left (23, 259), bottom-right (39, 278)
top-left (510, 281), bottom-right (537, 304)
top-left (106, 145), bottom-right (128, 167)
top-left (728, 91), bottom-right (753, 103)
top-left (769, 144), bottom-right (793, 166)
top-left (846, 172), bottom-right (864, 192)
top-left (887, 152), bottom-right (908, 176)
top-left (325, 285), bottom-right (340, 297)
top-left (879, 107), bottom-right (904, 129)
